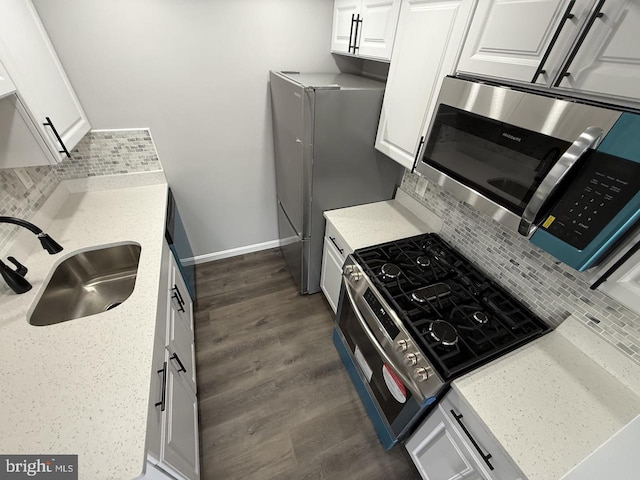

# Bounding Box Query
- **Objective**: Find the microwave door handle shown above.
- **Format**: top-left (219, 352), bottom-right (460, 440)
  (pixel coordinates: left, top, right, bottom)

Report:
top-left (518, 126), bottom-right (604, 236)
top-left (342, 278), bottom-right (426, 402)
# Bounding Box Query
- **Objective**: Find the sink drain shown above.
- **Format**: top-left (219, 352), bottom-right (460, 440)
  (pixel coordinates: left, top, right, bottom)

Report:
top-left (104, 302), bottom-right (122, 311)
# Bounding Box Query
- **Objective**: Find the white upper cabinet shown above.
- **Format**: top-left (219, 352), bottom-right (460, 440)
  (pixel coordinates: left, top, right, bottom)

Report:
top-left (0, 59), bottom-right (16, 99)
top-left (554, 0), bottom-right (640, 101)
top-left (0, 0), bottom-right (90, 163)
top-left (331, 0), bottom-right (361, 54)
top-left (457, 0), bottom-right (594, 84)
top-left (375, 0), bottom-right (477, 170)
top-left (457, 0), bottom-right (640, 104)
top-left (330, 0), bottom-right (402, 61)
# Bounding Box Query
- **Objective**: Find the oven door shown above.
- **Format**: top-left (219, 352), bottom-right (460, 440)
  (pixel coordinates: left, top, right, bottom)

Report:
top-left (333, 281), bottom-right (428, 449)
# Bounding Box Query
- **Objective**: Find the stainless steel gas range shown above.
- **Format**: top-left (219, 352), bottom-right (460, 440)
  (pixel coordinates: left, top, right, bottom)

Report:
top-left (332, 233), bottom-right (550, 449)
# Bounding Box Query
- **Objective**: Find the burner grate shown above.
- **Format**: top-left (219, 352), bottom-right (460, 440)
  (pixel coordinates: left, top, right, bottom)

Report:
top-left (354, 233), bottom-right (549, 379)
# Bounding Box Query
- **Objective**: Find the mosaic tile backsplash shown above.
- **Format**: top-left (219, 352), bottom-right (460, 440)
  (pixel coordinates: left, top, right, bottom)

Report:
top-left (0, 129), bottom-right (162, 253)
top-left (0, 165), bottom-right (59, 252)
top-left (401, 171), bottom-right (640, 365)
top-left (54, 129), bottom-right (161, 180)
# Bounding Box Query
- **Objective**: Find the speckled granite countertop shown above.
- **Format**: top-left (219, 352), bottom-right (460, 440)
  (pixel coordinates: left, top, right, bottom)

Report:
top-left (453, 316), bottom-right (640, 480)
top-left (323, 190), bottom-right (444, 249)
top-left (0, 172), bottom-right (168, 479)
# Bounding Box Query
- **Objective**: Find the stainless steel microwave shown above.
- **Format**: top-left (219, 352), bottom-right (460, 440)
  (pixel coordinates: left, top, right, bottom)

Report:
top-left (416, 77), bottom-right (640, 272)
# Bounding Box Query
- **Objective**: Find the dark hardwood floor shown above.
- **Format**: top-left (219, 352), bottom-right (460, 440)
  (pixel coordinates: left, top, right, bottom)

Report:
top-left (194, 248), bottom-right (421, 480)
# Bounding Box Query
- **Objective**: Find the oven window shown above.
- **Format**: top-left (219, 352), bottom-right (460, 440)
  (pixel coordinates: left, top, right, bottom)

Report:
top-left (422, 105), bottom-right (571, 215)
top-left (340, 300), bottom-right (410, 425)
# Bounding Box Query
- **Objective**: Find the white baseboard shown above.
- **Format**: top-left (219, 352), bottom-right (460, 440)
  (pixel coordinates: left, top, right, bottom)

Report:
top-left (183, 239), bottom-right (282, 265)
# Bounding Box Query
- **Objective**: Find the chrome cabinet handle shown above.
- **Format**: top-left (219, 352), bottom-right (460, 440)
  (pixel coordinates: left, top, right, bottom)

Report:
top-left (42, 117), bottom-right (71, 158)
top-left (170, 352), bottom-right (187, 373)
top-left (329, 236), bottom-right (344, 254)
top-left (554, 0), bottom-right (606, 87)
top-left (450, 409), bottom-right (494, 471)
top-left (531, 0), bottom-right (576, 83)
top-left (518, 126), bottom-right (604, 236)
top-left (155, 361), bottom-right (167, 411)
top-left (342, 278), bottom-right (425, 402)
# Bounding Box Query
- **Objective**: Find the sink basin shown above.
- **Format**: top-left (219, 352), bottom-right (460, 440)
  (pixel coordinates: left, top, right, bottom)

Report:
top-left (29, 243), bottom-right (141, 326)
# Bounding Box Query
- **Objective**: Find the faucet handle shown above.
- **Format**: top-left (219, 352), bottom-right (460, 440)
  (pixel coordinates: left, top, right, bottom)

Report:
top-left (7, 256), bottom-right (28, 277)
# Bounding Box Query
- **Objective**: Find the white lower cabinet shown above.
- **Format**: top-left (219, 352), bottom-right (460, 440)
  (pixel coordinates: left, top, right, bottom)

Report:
top-left (145, 241), bottom-right (200, 480)
top-left (321, 220), bottom-right (352, 313)
top-left (407, 390), bottom-right (523, 480)
top-left (161, 360), bottom-right (200, 480)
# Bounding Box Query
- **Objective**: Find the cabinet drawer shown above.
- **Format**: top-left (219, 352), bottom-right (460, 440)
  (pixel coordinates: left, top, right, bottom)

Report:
top-left (324, 219), bottom-right (353, 264)
top-left (444, 390), bottom-right (524, 480)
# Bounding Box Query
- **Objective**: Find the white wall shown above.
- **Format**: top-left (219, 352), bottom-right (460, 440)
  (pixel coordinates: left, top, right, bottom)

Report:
top-left (32, 0), bottom-right (342, 257)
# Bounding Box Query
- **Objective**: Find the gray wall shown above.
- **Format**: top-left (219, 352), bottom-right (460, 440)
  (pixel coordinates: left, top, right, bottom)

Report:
top-left (33, 0), bottom-right (342, 257)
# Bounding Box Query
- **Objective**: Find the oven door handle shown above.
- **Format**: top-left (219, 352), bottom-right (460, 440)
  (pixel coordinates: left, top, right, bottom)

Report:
top-left (343, 279), bottom-right (426, 403)
top-left (518, 126), bottom-right (604, 236)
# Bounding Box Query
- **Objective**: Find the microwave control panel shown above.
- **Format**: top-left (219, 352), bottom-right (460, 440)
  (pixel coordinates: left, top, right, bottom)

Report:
top-left (540, 150), bottom-right (640, 250)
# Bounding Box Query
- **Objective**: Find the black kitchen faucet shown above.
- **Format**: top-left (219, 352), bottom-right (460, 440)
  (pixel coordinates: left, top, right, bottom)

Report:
top-left (0, 216), bottom-right (63, 294)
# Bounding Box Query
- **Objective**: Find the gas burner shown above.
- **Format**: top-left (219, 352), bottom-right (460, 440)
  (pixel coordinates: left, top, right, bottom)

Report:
top-left (410, 283), bottom-right (451, 304)
top-left (416, 256), bottom-right (431, 268)
top-left (429, 320), bottom-right (458, 346)
top-left (472, 311), bottom-right (489, 325)
top-left (381, 263), bottom-right (401, 280)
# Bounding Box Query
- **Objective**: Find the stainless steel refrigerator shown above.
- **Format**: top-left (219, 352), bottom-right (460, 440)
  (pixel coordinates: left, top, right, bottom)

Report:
top-left (269, 71), bottom-right (402, 294)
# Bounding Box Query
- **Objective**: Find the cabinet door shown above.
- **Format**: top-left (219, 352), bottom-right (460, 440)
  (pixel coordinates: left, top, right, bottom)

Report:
top-left (331, 0), bottom-right (362, 54)
top-left (170, 256), bottom-right (194, 333)
top-left (0, 0), bottom-right (90, 162)
top-left (407, 405), bottom-right (486, 480)
top-left (161, 361), bottom-right (200, 480)
top-left (0, 60), bottom-right (16, 99)
top-left (168, 256), bottom-right (196, 395)
top-left (321, 236), bottom-right (346, 314)
top-left (555, 0), bottom-right (640, 101)
top-left (356, 0), bottom-right (402, 60)
top-left (375, 0), bottom-right (476, 170)
top-left (457, 0), bottom-right (593, 84)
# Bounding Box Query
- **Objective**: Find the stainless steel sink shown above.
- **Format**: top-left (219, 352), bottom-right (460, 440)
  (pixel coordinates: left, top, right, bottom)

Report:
top-left (29, 244), bottom-right (141, 326)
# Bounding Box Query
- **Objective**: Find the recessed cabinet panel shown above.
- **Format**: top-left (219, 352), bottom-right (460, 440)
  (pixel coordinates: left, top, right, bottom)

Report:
top-left (375, 0), bottom-right (476, 170)
top-left (556, 0), bottom-right (640, 101)
top-left (407, 405), bottom-right (486, 480)
top-left (416, 422), bottom-right (476, 479)
top-left (331, 0), bottom-right (361, 54)
top-left (357, 0), bottom-right (402, 59)
top-left (457, 0), bottom-right (589, 84)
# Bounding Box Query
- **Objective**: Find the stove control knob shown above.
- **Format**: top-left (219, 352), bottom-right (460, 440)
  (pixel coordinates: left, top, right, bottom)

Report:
top-left (395, 339), bottom-right (408, 352)
top-left (414, 367), bottom-right (429, 382)
top-left (404, 353), bottom-right (418, 366)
